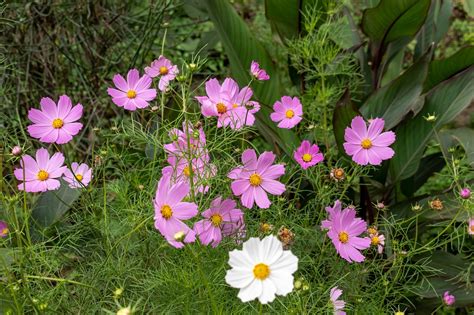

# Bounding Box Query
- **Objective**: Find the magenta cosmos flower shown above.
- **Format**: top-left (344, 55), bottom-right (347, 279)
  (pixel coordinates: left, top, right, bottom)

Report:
top-left (164, 122), bottom-right (210, 165)
top-left (14, 148), bottom-right (66, 192)
top-left (460, 187), bottom-right (471, 199)
top-left (294, 140), bottom-right (324, 169)
top-left (321, 200), bottom-right (371, 263)
top-left (270, 96), bottom-right (303, 129)
top-left (0, 220), bottom-right (8, 238)
top-left (343, 116), bottom-right (395, 166)
top-left (443, 291), bottom-right (455, 306)
top-left (153, 173), bottom-right (198, 248)
top-left (63, 162), bottom-right (92, 189)
top-left (250, 60), bottom-right (269, 81)
top-left (330, 286), bottom-right (346, 315)
top-left (228, 149), bottom-right (285, 209)
top-left (144, 55), bottom-right (179, 91)
top-left (27, 95), bottom-right (83, 144)
top-left (162, 157), bottom-right (216, 195)
top-left (107, 69), bottom-right (157, 111)
top-left (193, 197), bottom-right (245, 247)
top-left (225, 86), bottom-right (261, 129)
top-left (468, 218), bottom-right (474, 235)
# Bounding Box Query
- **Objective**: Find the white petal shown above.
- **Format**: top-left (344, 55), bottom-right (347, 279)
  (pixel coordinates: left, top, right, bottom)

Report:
top-left (229, 249), bottom-right (254, 269)
top-left (242, 237), bottom-right (261, 262)
top-left (258, 279), bottom-right (277, 304)
top-left (270, 251), bottom-right (298, 274)
top-left (269, 272), bottom-right (294, 296)
top-left (260, 235), bottom-right (283, 265)
top-left (225, 269), bottom-right (254, 289)
top-left (237, 279), bottom-right (262, 303)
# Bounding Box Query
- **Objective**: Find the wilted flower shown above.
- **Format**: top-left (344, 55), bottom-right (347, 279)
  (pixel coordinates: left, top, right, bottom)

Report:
top-left (14, 148), bottom-right (67, 192)
top-left (443, 291), bottom-right (455, 306)
top-left (27, 95), bottom-right (83, 144)
top-left (367, 226), bottom-right (377, 236)
top-left (107, 69), bottom-right (157, 111)
top-left (250, 60), bottom-right (270, 81)
top-left (11, 146), bottom-right (22, 156)
top-left (460, 187), bottom-right (471, 199)
top-left (343, 116), bottom-right (396, 166)
top-left (260, 222), bottom-right (274, 233)
top-left (63, 162), bottom-right (92, 189)
top-left (228, 149), bottom-right (285, 209)
top-left (277, 226), bottom-right (295, 249)
top-left (329, 286), bottom-right (346, 315)
top-left (429, 198), bottom-right (443, 210)
top-left (270, 96), bottom-right (303, 129)
top-left (376, 202), bottom-right (385, 210)
top-left (0, 221), bottom-right (8, 238)
top-left (225, 235), bottom-right (298, 304)
top-left (330, 168), bottom-right (345, 182)
top-left (293, 140), bottom-right (324, 170)
top-left (144, 55), bottom-right (179, 91)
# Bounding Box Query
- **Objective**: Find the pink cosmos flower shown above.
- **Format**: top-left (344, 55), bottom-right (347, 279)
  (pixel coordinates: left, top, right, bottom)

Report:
top-left (330, 286), bottom-right (346, 315)
top-left (460, 187), bottom-right (471, 199)
top-left (322, 200), bottom-right (371, 263)
top-left (225, 86), bottom-right (261, 129)
top-left (343, 116), bottom-right (396, 166)
top-left (250, 60), bottom-right (270, 81)
top-left (164, 122), bottom-right (209, 165)
top-left (228, 149), bottom-right (285, 209)
top-left (294, 140), bottom-right (324, 169)
top-left (27, 95), bottom-right (83, 144)
top-left (193, 197), bottom-right (245, 247)
top-left (0, 220), bottom-right (8, 238)
top-left (270, 96), bottom-right (303, 129)
top-left (321, 200), bottom-right (342, 230)
top-left (162, 157), bottom-right (216, 194)
top-left (63, 162), bottom-right (92, 189)
top-left (468, 218), bottom-right (474, 235)
top-left (144, 55), bottom-right (179, 91)
top-left (153, 173), bottom-right (198, 248)
top-left (370, 233), bottom-right (385, 254)
top-left (443, 291), bottom-right (455, 306)
top-left (14, 148), bottom-right (67, 192)
top-left (107, 69), bottom-right (157, 111)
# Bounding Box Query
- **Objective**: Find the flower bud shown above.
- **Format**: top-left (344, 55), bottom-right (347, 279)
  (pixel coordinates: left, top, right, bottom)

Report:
top-left (117, 307), bottom-right (132, 315)
top-left (460, 187), bottom-right (471, 199)
top-left (11, 146), bottom-right (22, 156)
top-left (174, 231), bottom-right (186, 242)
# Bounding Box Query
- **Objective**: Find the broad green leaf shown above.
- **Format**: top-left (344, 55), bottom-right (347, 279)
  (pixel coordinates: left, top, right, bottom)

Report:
top-left (362, 0), bottom-right (431, 44)
top-left (203, 0), bottom-right (298, 156)
top-left (424, 46), bottom-right (474, 91)
top-left (400, 152), bottom-right (445, 196)
top-left (360, 50), bottom-right (431, 129)
top-left (389, 67), bottom-right (474, 183)
top-left (333, 89), bottom-right (360, 157)
top-left (264, 0), bottom-right (300, 40)
top-left (32, 180), bottom-right (82, 227)
top-left (440, 127), bottom-right (474, 167)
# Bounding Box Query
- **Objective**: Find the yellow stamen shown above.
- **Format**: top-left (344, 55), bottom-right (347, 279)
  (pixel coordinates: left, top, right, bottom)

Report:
top-left (361, 138), bottom-right (372, 149)
top-left (52, 118), bottom-right (64, 129)
top-left (127, 90), bottom-right (137, 99)
top-left (285, 109), bottom-right (294, 118)
top-left (338, 231), bottom-right (349, 243)
top-left (302, 153), bottom-right (312, 162)
top-left (183, 166), bottom-right (191, 177)
top-left (210, 214), bottom-right (223, 227)
top-left (232, 103), bottom-right (239, 108)
top-left (37, 170), bottom-right (49, 181)
top-left (253, 263), bottom-right (270, 280)
top-left (1, 228), bottom-right (8, 236)
top-left (216, 102), bottom-right (227, 114)
top-left (367, 227), bottom-right (377, 235)
top-left (249, 173), bottom-right (262, 186)
top-left (75, 174), bottom-right (83, 181)
top-left (371, 235), bottom-right (380, 245)
top-left (470, 225), bottom-right (474, 233)
top-left (159, 66), bottom-right (169, 75)
top-left (161, 205), bottom-right (172, 219)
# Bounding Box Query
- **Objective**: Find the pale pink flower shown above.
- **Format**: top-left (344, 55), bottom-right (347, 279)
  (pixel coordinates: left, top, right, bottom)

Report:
top-left (193, 197), bottom-right (245, 247)
top-left (270, 96), bottom-right (303, 129)
top-left (153, 173), bottom-right (198, 248)
top-left (293, 140), bottom-right (324, 169)
top-left (144, 55), bottom-right (179, 91)
top-left (224, 86), bottom-right (261, 129)
top-left (370, 233), bottom-right (385, 254)
top-left (162, 157), bottom-right (216, 194)
top-left (164, 122), bottom-right (209, 165)
top-left (107, 69), bottom-right (157, 111)
top-left (195, 78), bottom-right (236, 119)
top-left (228, 149), bottom-right (285, 209)
top-left (27, 95), bottom-right (83, 144)
top-left (330, 286), bottom-right (346, 315)
top-left (321, 200), bottom-right (342, 230)
top-left (343, 116), bottom-right (395, 165)
top-left (63, 162), bottom-right (92, 189)
top-left (468, 218), bottom-right (474, 235)
top-left (11, 146), bottom-right (22, 156)
top-left (443, 291), bottom-right (455, 306)
top-left (14, 148), bottom-right (67, 192)
top-left (250, 60), bottom-right (270, 81)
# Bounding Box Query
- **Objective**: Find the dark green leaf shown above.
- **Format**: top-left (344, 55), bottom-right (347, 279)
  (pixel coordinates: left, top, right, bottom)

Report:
top-left (264, 0), bottom-right (300, 40)
top-left (440, 127), bottom-right (474, 167)
top-left (400, 152), bottom-right (445, 196)
top-left (333, 89), bottom-right (360, 157)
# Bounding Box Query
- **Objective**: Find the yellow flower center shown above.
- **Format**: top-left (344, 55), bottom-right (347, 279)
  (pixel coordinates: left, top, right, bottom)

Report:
top-left (75, 174), bottom-right (83, 181)
top-left (216, 102), bottom-right (227, 114)
top-left (302, 153), bottom-right (312, 162)
top-left (161, 204), bottom-right (173, 219)
top-left (37, 170), bottom-right (49, 181)
top-left (183, 166), bottom-right (191, 177)
top-left (1, 228), bottom-right (8, 236)
top-left (367, 227), bottom-right (377, 235)
top-left (232, 103), bottom-right (239, 108)
top-left (52, 118), bottom-right (64, 129)
top-left (285, 109), bottom-right (295, 118)
top-left (253, 263), bottom-right (270, 280)
top-left (338, 231), bottom-right (349, 244)
top-left (371, 235), bottom-right (380, 245)
top-left (470, 225), bottom-right (474, 233)
top-left (159, 66), bottom-right (168, 75)
top-left (361, 138), bottom-right (372, 149)
top-left (210, 214), bottom-right (223, 227)
top-left (249, 173), bottom-right (262, 186)
top-left (334, 168), bottom-right (344, 178)
top-left (127, 90), bottom-right (137, 99)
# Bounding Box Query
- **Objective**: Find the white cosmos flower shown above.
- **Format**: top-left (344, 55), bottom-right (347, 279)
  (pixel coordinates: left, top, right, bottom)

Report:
top-left (225, 235), bottom-right (298, 304)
